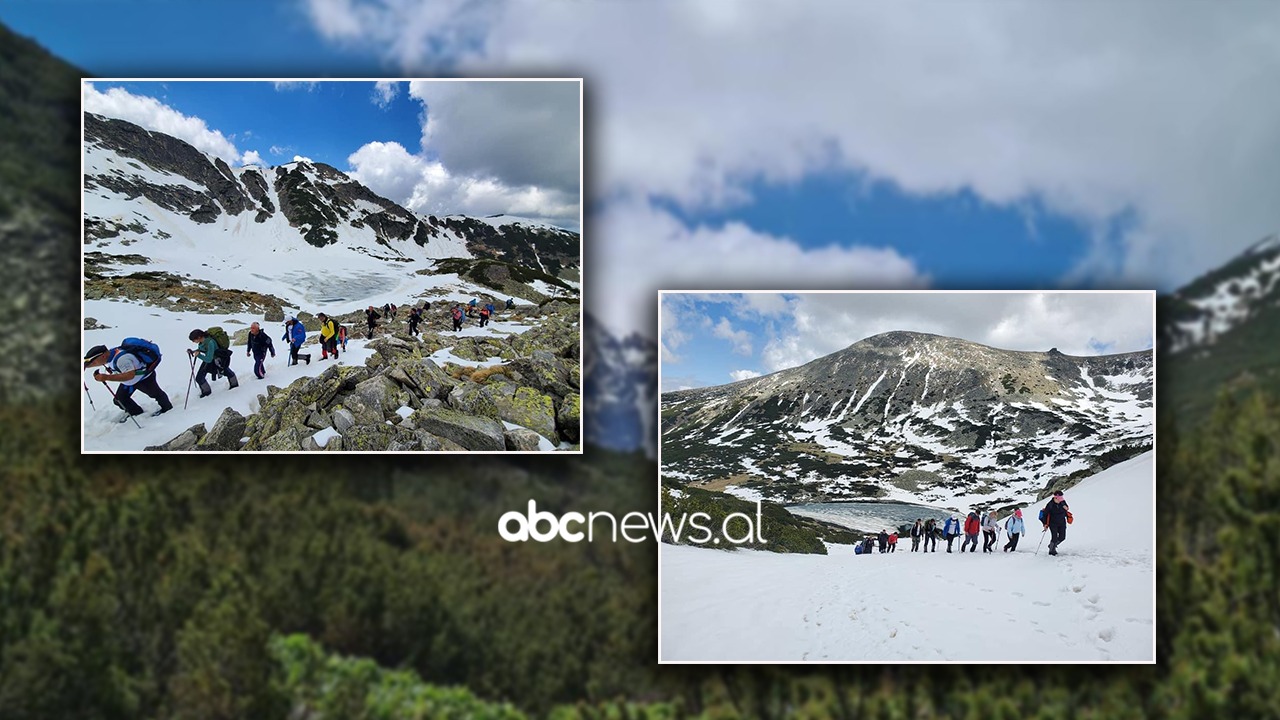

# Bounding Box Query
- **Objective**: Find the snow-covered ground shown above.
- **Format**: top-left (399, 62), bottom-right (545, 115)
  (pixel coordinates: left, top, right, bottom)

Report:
top-left (659, 452), bottom-right (1154, 662)
top-left (82, 299), bottom-right (541, 452)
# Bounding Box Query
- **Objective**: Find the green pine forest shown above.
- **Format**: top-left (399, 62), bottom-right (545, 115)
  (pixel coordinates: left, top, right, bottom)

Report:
top-left (2, 387), bottom-right (1279, 718)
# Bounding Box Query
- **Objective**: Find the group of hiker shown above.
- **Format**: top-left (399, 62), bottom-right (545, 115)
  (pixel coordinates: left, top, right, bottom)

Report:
top-left (852, 492), bottom-right (1073, 557)
top-left (83, 296), bottom-right (520, 425)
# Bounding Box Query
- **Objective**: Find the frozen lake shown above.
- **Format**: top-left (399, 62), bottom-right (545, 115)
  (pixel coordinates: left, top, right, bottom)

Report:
top-left (788, 500), bottom-right (953, 534)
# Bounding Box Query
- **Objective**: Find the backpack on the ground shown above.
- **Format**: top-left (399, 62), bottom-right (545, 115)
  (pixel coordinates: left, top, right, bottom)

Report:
top-left (207, 326), bottom-right (230, 350)
top-left (116, 337), bottom-right (161, 374)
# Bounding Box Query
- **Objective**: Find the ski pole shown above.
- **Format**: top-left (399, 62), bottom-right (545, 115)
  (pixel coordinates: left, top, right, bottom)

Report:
top-left (103, 381), bottom-right (143, 429)
top-left (183, 352), bottom-right (197, 410)
top-left (83, 380), bottom-right (97, 411)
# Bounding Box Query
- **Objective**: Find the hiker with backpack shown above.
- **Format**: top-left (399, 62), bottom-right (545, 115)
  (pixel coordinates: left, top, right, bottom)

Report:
top-left (246, 322), bottom-right (276, 379)
top-left (188, 328), bottom-right (237, 398)
top-left (389, 303), bottom-right (397, 320)
top-left (365, 306), bottom-right (381, 340)
top-left (506, 298), bottom-right (515, 311)
top-left (283, 318), bottom-right (311, 366)
top-left (888, 531), bottom-right (899, 552)
top-left (910, 519), bottom-right (923, 552)
top-left (1003, 509), bottom-right (1025, 552)
top-left (468, 298), bottom-right (478, 317)
top-left (407, 306), bottom-right (422, 335)
top-left (961, 510), bottom-right (981, 553)
top-left (1041, 490), bottom-right (1072, 556)
top-left (943, 515), bottom-right (961, 552)
top-left (83, 340), bottom-right (173, 421)
top-left (317, 314), bottom-right (339, 360)
top-left (877, 529), bottom-right (889, 553)
top-left (982, 510), bottom-right (1000, 553)
top-left (338, 322), bottom-right (348, 351)
top-left (451, 304), bottom-right (465, 332)
top-left (924, 518), bottom-right (938, 552)
top-left (478, 303), bottom-right (491, 328)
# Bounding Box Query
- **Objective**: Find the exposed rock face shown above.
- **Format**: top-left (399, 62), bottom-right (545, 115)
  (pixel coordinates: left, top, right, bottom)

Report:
top-left (410, 407), bottom-right (505, 451)
top-left (662, 331), bottom-right (1153, 506)
top-left (198, 407), bottom-right (247, 450)
top-left (145, 423), bottom-right (207, 451)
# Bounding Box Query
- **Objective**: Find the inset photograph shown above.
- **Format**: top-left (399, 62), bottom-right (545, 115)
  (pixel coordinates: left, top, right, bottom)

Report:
top-left (81, 79), bottom-right (582, 452)
top-left (658, 291), bottom-right (1154, 662)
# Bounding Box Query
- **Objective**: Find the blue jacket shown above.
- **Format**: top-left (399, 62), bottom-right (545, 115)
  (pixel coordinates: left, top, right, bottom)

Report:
top-left (943, 518), bottom-right (960, 537)
top-left (1005, 516), bottom-right (1025, 535)
top-left (289, 322), bottom-right (306, 347)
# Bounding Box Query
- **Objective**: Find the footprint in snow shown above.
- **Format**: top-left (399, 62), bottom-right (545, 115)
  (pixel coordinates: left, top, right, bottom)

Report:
top-left (1013, 591), bottom-right (1024, 597)
top-left (1033, 601), bottom-right (1051, 607)
top-left (1071, 585), bottom-right (1084, 593)
top-left (889, 628), bottom-right (898, 639)
top-left (1087, 594), bottom-right (1101, 604)
top-left (1125, 617), bottom-right (1153, 625)
top-left (1097, 628), bottom-right (1115, 643)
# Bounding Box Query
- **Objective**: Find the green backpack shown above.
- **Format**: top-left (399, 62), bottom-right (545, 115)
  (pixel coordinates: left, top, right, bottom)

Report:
top-left (207, 326), bottom-right (231, 350)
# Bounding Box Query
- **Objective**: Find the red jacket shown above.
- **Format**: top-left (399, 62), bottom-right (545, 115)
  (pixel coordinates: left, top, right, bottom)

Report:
top-left (964, 513), bottom-right (981, 535)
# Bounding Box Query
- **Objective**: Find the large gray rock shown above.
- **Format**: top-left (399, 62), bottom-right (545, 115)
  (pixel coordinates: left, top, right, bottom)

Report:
top-left (557, 392), bottom-right (581, 444)
top-left (197, 407), bottom-right (247, 450)
top-left (506, 353), bottom-right (576, 399)
top-left (386, 357), bottom-right (455, 400)
top-left (504, 427), bottom-right (543, 451)
top-left (347, 375), bottom-right (402, 425)
top-left (331, 407), bottom-right (356, 434)
top-left (410, 407), bottom-right (506, 451)
top-left (145, 423), bottom-right (207, 451)
top-left (343, 423), bottom-right (423, 451)
top-left (500, 386), bottom-right (558, 442)
top-left (259, 425), bottom-right (305, 451)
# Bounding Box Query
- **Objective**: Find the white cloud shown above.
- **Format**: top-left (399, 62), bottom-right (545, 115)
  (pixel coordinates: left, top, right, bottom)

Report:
top-left (269, 144), bottom-right (294, 157)
top-left (300, 1), bottom-right (1280, 294)
top-left (729, 369), bottom-right (761, 382)
top-left (372, 80), bottom-right (400, 108)
top-left (596, 201), bottom-right (927, 338)
top-left (273, 81), bottom-right (319, 92)
top-left (293, 155), bottom-right (315, 164)
top-left (347, 140), bottom-right (578, 224)
top-left (241, 150), bottom-right (264, 166)
top-left (712, 317), bottom-right (753, 356)
top-left (746, 292), bottom-right (1153, 373)
top-left (408, 80), bottom-right (580, 193)
top-left (83, 83), bottom-right (241, 164)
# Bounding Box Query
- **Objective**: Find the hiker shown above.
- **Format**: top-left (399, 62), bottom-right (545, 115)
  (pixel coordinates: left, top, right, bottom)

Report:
top-left (338, 323), bottom-right (348, 351)
top-left (877, 529), bottom-right (889, 553)
top-left (246, 322), bottom-right (276, 379)
top-left (943, 515), bottom-right (961, 553)
top-left (982, 510), bottom-right (999, 553)
top-left (188, 328), bottom-right (237, 397)
top-left (317, 313), bottom-right (339, 360)
top-left (478, 303), bottom-right (491, 328)
top-left (924, 518), bottom-right (938, 552)
top-left (83, 341), bottom-right (173, 421)
top-left (1041, 491), bottom-right (1072, 556)
top-left (389, 302), bottom-right (397, 320)
top-left (910, 519), bottom-right (923, 552)
top-left (365, 306), bottom-right (381, 340)
top-left (283, 318), bottom-right (311, 366)
top-left (407, 306), bottom-right (422, 335)
top-left (451, 304), bottom-right (465, 332)
top-left (888, 531), bottom-right (898, 552)
top-left (1003, 509), bottom-right (1025, 552)
top-left (485, 302), bottom-right (496, 318)
top-left (506, 298), bottom-right (515, 310)
top-left (961, 510), bottom-right (981, 553)
top-left (468, 297), bottom-right (478, 317)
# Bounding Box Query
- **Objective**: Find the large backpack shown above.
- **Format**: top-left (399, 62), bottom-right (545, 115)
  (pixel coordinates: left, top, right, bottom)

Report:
top-left (114, 337), bottom-right (161, 376)
top-left (207, 326), bottom-right (230, 350)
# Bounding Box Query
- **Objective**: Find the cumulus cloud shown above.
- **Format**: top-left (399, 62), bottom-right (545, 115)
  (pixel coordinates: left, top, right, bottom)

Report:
top-left (372, 80), bottom-right (400, 108)
top-left (269, 144), bottom-right (294, 157)
top-left (597, 201), bottom-right (927, 338)
top-left (729, 369), bottom-right (761, 382)
top-left (347, 140), bottom-right (578, 225)
top-left (241, 150), bottom-right (264, 166)
top-left (300, 0), bottom-right (1280, 294)
top-left (747, 292), bottom-right (1154, 373)
top-left (83, 83), bottom-right (240, 164)
top-left (408, 80), bottom-right (580, 193)
top-left (712, 317), bottom-right (753, 356)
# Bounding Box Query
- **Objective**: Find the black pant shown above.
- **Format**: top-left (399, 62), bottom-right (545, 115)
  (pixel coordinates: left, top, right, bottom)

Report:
top-left (1004, 533), bottom-right (1021, 551)
top-left (114, 369), bottom-right (172, 416)
top-left (452, 317), bottom-right (463, 331)
top-left (408, 319), bottom-right (419, 335)
top-left (289, 342), bottom-right (311, 365)
top-left (1049, 522), bottom-right (1067, 550)
top-left (366, 323), bottom-right (376, 340)
top-left (946, 535), bottom-right (956, 552)
top-left (983, 530), bottom-right (996, 552)
top-left (195, 356), bottom-right (235, 394)
top-left (925, 534), bottom-right (937, 552)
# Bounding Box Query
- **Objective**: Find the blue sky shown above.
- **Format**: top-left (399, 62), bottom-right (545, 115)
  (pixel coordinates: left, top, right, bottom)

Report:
top-left (661, 292), bottom-right (1155, 391)
top-left (6, 2), bottom-right (1280, 339)
top-left (88, 80), bottom-right (424, 170)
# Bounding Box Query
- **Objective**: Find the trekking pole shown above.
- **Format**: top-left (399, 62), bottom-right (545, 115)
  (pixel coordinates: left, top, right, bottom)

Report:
top-left (103, 382), bottom-right (143, 429)
top-left (183, 353), bottom-right (197, 410)
top-left (1034, 527), bottom-right (1048, 556)
top-left (83, 380), bottom-right (97, 411)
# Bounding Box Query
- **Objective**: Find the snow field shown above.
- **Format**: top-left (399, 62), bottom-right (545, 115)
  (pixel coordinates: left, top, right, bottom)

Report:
top-left (659, 452), bottom-right (1154, 662)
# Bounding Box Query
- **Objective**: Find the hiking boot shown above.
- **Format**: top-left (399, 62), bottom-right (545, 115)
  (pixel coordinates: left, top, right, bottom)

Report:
top-left (228, 376), bottom-right (239, 389)
top-left (151, 407), bottom-right (171, 417)
top-left (303, 354), bottom-right (311, 365)
top-left (117, 412), bottom-right (134, 423)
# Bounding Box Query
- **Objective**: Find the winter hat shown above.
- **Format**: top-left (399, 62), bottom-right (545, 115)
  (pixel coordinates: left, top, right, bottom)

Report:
top-left (83, 345), bottom-right (108, 366)
top-left (1053, 490), bottom-right (1064, 497)
top-left (1014, 509), bottom-right (1023, 518)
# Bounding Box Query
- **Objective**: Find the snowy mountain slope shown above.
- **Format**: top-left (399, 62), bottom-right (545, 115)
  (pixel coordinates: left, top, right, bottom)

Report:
top-left (662, 331), bottom-right (1152, 509)
top-left (659, 452), bottom-right (1155, 662)
top-left (1159, 232), bottom-right (1280, 422)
